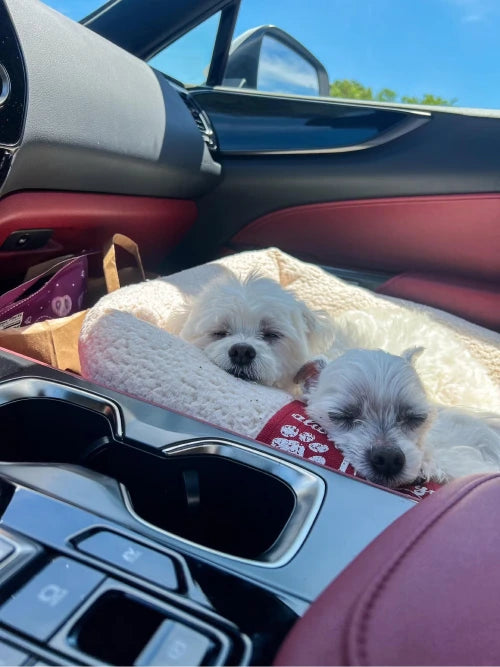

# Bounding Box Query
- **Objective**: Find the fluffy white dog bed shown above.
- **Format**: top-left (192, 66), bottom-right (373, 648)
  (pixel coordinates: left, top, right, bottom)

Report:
top-left (79, 248), bottom-right (500, 483)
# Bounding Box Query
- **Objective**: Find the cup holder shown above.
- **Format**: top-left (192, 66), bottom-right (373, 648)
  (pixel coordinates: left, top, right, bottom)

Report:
top-left (0, 389), bottom-right (116, 464)
top-left (0, 379), bottom-right (325, 566)
top-left (126, 455), bottom-right (294, 560)
top-left (101, 441), bottom-right (325, 566)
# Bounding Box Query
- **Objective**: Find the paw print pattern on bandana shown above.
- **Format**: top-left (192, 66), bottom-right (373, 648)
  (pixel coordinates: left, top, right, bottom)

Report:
top-left (308, 441), bottom-right (329, 453)
top-left (308, 455), bottom-right (326, 465)
top-left (272, 437), bottom-right (305, 457)
top-left (271, 423), bottom-right (331, 465)
top-left (280, 424), bottom-right (299, 438)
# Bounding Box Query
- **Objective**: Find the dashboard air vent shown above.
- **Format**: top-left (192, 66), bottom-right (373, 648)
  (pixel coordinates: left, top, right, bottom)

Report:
top-left (179, 92), bottom-right (217, 153)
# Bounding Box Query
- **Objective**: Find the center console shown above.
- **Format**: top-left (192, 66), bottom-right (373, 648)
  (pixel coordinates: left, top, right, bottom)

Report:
top-left (0, 349), bottom-right (415, 666)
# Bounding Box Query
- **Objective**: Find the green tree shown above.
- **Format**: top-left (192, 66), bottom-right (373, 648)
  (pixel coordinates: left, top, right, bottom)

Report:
top-left (375, 88), bottom-right (397, 102)
top-left (329, 79), bottom-right (457, 107)
top-left (329, 79), bottom-right (373, 100)
top-left (400, 93), bottom-right (458, 106)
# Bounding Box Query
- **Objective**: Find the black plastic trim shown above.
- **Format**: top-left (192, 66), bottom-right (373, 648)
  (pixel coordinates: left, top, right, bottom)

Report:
top-left (206, 2), bottom-right (241, 87)
top-left (192, 88), bottom-right (430, 154)
top-left (0, 150), bottom-right (13, 189)
top-left (83, 0), bottom-right (239, 61)
top-left (0, 1), bottom-right (27, 147)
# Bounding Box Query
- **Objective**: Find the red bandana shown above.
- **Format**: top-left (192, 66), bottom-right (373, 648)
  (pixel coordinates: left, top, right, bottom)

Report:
top-left (257, 400), bottom-right (442, 501)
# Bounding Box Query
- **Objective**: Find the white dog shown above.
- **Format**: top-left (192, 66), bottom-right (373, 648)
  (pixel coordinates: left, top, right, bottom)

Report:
top-left (299, 348), bottom-right (500, 488)
top-left (179, 272), bottom-right (334, 391)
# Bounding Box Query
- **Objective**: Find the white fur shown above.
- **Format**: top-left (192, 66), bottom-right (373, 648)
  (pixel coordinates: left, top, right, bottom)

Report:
top-left (179, 271), bottom-right (334, 392)
top-left (423, 407), bottom-right (500, 482)
top-left (304, 349), bottom-right (500, 487)
top-left (328, 309), bottom-right (500, 411)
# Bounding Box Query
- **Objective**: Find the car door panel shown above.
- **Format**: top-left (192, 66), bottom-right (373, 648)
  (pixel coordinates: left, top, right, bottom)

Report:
top-left (188, 91), bottom-right (500, 262)
top-left (172, 89), bottom-right (500, 330)
top-left (176, 91), bottom-right (500, 292)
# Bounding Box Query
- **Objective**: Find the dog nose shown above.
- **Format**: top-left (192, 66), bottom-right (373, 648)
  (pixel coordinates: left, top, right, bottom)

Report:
top-left (369, 445), bottom-right (405, 477)
top-left (229, 343), bottom-right (256, 366)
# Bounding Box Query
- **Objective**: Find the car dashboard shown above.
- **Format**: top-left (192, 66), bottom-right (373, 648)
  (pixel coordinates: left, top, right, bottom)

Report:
top-left (0, 0), bottom-right (221, 201)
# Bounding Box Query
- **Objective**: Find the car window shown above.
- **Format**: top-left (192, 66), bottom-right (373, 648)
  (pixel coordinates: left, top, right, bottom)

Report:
top-left (41, 0), bottom-right (105, 21)
top-left (148, 13), bottom-right (220, 86)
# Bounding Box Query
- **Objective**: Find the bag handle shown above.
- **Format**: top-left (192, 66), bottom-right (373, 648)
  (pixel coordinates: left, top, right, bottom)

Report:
top-left (103, 233), bottom-right (145, 293)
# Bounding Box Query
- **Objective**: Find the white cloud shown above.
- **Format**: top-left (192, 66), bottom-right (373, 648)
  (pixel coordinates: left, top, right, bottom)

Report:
top-left (258, 55), bottom-right (318, 92)
top-left (462, 13), bottom-right (482, 21)
top-left (257, 37), bottom-right (319, 95)
top-left (444, 0), bottom-right (495, 23)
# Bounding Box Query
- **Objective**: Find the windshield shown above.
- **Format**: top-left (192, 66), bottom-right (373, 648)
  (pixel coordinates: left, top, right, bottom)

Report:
top-left (43, 0), bottom-right (103, 20)
top-left (43, 0), bottom-right (500, 110)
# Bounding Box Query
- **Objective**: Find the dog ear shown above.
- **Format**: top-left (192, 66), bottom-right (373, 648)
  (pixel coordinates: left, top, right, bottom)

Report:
top-left (402, 346), bottom-right (425, 366)
top-left (294, 357), bottom-right (327, 395)
top-left (302, 307), bottom-right (335, 354)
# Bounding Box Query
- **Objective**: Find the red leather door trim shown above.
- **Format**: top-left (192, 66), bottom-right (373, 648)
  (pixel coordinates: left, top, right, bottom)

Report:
top-left (377, 272), bottom-right (500, 332)
top-left (0, 191), bottom-right (197, 278)
top-left (231, 194), bottom-right (500, 282)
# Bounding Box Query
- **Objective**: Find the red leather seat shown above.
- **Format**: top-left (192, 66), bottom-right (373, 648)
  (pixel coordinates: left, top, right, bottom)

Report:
top-left (275, 474), bottom-right (500, 665)
top-left (376, 272), bottom-right (500, 333)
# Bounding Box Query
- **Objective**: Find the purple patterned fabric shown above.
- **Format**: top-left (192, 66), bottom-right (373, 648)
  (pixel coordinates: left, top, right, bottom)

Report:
top-left (0, 255), bottom-right (88, 330)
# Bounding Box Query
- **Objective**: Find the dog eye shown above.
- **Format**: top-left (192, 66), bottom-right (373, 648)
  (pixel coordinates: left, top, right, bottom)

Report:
top-left (398, 411), bottom-right (427, 429)
top-left (261, 330), bottom-right (282, 341)
top-left (212, 331), bottom-right (229, 339)
top-left (328, 410), bottom-right (360, 430)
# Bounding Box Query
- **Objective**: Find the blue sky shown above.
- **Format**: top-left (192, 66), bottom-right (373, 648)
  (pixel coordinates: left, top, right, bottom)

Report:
top-left (43, 0), bottom-right (500, 109)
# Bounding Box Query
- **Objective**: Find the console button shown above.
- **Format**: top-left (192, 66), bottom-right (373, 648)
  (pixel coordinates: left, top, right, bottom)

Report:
top-left (0, 537), bottom-right (14, 563)
top-left (135, 620), bottom-right (213, 666)
top-left (0, 557), bottom-right (104, 641)
top-left (0, 640), bottom-right (30, 665)
top-left (78, 532), bottom-right (178, 590)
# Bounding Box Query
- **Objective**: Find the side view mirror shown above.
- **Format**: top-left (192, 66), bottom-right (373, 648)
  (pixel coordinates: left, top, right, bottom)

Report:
top-left (224, 25), bottom-right (330, 97)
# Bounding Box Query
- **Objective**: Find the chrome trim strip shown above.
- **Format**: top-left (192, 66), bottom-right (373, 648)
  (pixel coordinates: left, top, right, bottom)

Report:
top-left (0, 64), bottom-right (11, 107)
top-left (196, 86), bottom-right (432, 117)
top-left (219, 115), bottom-right (429, 156)
top-left (120, 438), bottom-right (325, 569)
top-left (0, 378), bottom-right (123, 437)
top-left (0, 531), bottom-right (26, 573)
top-left (0, 527), bottom-right (40, 584)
